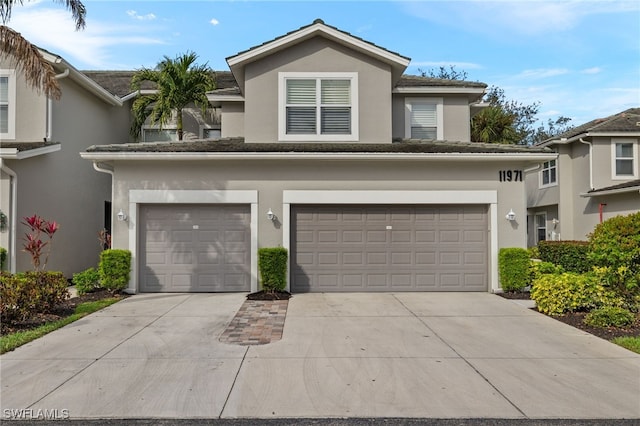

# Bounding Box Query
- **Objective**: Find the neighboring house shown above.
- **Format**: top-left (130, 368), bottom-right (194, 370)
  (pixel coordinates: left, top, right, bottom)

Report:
top-left (526, 108), bottom-right (640, 246)
top-left (0, 48), bottom-right (128, 276)
top-left (81, 19), bottom-right (555, 294)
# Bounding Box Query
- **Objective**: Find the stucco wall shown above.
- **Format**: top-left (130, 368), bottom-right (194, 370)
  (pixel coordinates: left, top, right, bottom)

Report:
top-left (242, 37), bottom-right (392, 143)
top-left (220, 102), bottom-right (244, 138)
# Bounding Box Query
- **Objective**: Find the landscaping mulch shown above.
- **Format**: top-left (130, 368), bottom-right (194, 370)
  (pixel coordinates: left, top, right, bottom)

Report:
top-left (0, 289), bottom-right (127, 336)
top-left (497, 291), bottom-right (640, 340)
top-left (246, 289), bottom-right (292, 300)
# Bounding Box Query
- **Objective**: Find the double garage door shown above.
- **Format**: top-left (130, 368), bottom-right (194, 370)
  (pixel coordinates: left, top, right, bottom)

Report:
top-left (138, 203), bottom-right (488, 293)
top-left (291, 205), bottom-right (488, 292)
top-left (139, 204), bottom-right (251, 292)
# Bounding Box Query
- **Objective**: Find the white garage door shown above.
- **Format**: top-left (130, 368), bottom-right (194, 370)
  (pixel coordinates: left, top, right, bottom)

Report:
top-left (139, 204), bottom-right (251, 292)
top-left (291, 205), bottom-right (488, 292)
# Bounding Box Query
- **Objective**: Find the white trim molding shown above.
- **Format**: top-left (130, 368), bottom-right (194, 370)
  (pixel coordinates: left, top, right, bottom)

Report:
top-left (0, 69), bottom-right (16, 140)
top-left (282, 190), bottom-right (500, 293)
top-left (611, 138), bottom-right (638, 180)
top-left (404, 97), bottom-right (444, 140)
top-left (126, 190), bottom-right (259, 294)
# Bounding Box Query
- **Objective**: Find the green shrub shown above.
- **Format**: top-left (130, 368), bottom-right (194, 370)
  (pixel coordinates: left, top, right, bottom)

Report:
top-left (498, 248), bottom-right (531, 291)
top-left (0, 271), bottom-right (68, 323)
top-left (527, 246), bottom-right (540, 259)
top-left (588, 212), bottom-right (640, 302)
top-left (529, 261), bottom-right (564, 285)
top-left (258, 247), bottom-right (288, 292)
top-left (99, 249), bottom-right (131, 293)
top-left (0, 247), bottom-right (6, 270)
top-left (531, 272), bottom-right (621, 316)
top-left (72, 267), bottom-right (101, 295)
top-left (537, 240), bottom-right (590, 273)
top-left (584, 306), bottom-right (636, 328)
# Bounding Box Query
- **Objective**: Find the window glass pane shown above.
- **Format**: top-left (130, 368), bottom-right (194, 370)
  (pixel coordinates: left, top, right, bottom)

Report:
top-left (616, 159), bottom-right (633, 175)
top-left (411, 103), bottom-right (436, 127)
top-left (143, 129), bottom-right (178, 142)
top-left (286, 80), bottom-right (315, 104)
top-left (0, 105), bottom-right (7, 133)
top-left (203, 128), bottom-right (221, 139)
top-left (0, 77), bottom-right (7, 103)
top-left (537, 228), bottom-right (546, 242)
top-left (616, 143), bottom-right (633, 158)
top-left (321, 107), bottom-right (350, 134)
top-left (550, 159), bottom-right (556, 167)
top-left (321, 80), bottom-right (350, 104)
top-left (286, 106), bottom-right (316, 134)
top-left (542, 169), bottom-right (550, 185)
top-left (411, 126), bottom-right (436, 139)
top-left (550, 167), bottom-right (556, 183)
top-left (536, 215), bottom-right (546, 227)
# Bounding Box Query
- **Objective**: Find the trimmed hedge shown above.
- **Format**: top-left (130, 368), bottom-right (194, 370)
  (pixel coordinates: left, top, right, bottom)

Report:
top-left (72, 267), bottom-right (101, 295)
top-left (99, 249), bottom-right (131, 293)
top-left (498, 248), bottom-right (531, 291)
top-left (0, 271), bottom-right (69, 323)
top-left (584, 306), bottom-right (636, 328)
top-left (258, 247), bottom-right (288, 292)
top-left (537, 240), bottom-right (590, 273)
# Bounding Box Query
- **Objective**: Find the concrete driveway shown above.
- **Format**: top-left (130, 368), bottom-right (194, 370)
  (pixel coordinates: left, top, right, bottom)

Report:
top-left (1, 292), bottom-right (639, 420)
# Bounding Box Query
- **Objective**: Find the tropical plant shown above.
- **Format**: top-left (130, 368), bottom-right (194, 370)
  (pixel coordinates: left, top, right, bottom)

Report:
top-left (21, 214), bottom-right (59, 271)
top-left (130, 51), bottom-right (216, 141)
top-left (0, 0), bottom-right (86, 99)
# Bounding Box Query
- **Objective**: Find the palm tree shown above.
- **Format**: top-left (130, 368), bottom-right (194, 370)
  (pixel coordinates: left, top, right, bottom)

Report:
top-left (1, 0), bottom-right (86, 99)
top-left (130, 51), bottom-right (216, 141)
top-left (471, 106), bottom-right (518, 144)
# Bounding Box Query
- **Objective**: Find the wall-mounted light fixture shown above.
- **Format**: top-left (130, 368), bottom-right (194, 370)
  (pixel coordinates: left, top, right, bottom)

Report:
top-left (267, 208), bottom-right (276, 222)
top-left (117, 209), bottom-right (128, 222)
top-left (505, 209), bottom-right (516, 221)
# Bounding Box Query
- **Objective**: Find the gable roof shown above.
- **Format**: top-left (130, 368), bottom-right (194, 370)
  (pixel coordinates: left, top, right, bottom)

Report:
top-left (226, 19), bottom-right (411, 93)
top-left (540, 108), bottom-right (640, 146)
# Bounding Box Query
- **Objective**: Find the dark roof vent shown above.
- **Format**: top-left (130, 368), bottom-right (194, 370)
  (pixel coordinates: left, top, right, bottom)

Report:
top-left (313, 18), bottom-right (325, 25)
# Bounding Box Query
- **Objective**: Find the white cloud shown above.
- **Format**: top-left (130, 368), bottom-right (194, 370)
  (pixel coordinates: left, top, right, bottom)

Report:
top-left (210, 18), bottom-right (219, 26)
top-left (126, 10), bottom-right (156, 21)
top-left (516, 68), bottom-right (570, 79)
top-left (10, 8), bottom-right (166, 68)
top-left (581, 67), bottom-right (602, 75)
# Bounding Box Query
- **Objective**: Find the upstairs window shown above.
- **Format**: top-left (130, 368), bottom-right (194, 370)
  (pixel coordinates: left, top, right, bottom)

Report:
top-left (0, 70), bottom-right (16, 139)
top-left (142, 127), bottom-right (178, 142)
top-left (279, 72), bottom-right (358, 141)
top-left (405, 98), bottom-right (443, 140)
top-left (540, 159), bottom-right (557, 187)
top-left (613, 141), bottom-right (637, 178)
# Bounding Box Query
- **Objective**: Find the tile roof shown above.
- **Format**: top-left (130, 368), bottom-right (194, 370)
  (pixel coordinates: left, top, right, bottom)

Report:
top-left (543, 108), bottom-right (640, 144)
top-left (86, 138), bottom-right (551, 154)
top-left (227, 18), bottom-right (410, 63)
top-left (587, 179), bottom-right (640, 194)
top-left (396, 74), bottom-right (486, 89)
top-left (83, 70), bottom-right (237, 98)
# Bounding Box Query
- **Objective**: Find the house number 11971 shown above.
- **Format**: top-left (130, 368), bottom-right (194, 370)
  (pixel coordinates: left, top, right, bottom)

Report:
top-left (498, 170), bottom-right (523, 182)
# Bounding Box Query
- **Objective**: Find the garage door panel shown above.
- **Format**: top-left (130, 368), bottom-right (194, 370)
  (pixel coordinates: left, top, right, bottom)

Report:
top-left (291, 205), bottom-right (487, 292)
top-left (139, 204), bottom-right (251, 292)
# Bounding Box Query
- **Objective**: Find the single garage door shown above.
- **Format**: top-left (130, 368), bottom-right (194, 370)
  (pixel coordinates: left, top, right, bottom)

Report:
top-left (291, 205), bottom-right (488, 292)
top-left (139, 204), bottom-right (251, 292)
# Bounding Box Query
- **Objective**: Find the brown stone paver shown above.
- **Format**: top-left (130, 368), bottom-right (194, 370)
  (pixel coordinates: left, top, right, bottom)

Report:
top-left (219, 299), bottom-right (288, 345)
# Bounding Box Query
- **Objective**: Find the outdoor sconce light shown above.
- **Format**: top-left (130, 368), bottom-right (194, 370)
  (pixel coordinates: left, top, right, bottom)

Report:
top-left (117, 209), bottom-right (128, 222)
top-left (505, 209), bottom-right (516, 222)
top-left (267, 208), bottom-right (276, 222)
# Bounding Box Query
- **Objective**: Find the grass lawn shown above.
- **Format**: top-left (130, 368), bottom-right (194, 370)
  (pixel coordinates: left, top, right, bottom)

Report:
top-left (0, 298), bottom-right (120, 354)
top-left (612, 336), bottom-right (640, 354)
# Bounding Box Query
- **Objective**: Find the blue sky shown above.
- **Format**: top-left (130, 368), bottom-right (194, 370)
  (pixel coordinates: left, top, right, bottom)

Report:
top-left (8, 0), bottom-right (640, 126)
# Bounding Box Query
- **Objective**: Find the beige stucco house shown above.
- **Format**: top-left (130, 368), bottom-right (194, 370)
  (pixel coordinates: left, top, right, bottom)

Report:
top-left (0, 48), bottom-right (129, 276)
top-left (526, 108), bottom-right (640, 246)
top-left (81, 19), bottom-right (555, 294)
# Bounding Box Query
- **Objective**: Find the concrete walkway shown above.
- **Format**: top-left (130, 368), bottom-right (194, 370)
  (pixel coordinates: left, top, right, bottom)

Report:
top-left (1, 293), bottom-right (639, 420)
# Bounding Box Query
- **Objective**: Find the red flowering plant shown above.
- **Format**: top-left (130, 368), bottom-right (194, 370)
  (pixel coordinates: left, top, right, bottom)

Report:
top-left (22, 214), bottom-right (60, 271)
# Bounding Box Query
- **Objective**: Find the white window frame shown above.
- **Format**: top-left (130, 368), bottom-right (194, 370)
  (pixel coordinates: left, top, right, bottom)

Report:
top-left (142, 126), bottom-right (178, 142)
top-left (539, 159), bottom-right (558, 188)
top-left (535, 212), bottom-right (547, 244)
top-left (0, 69), bottom-right (16, 140)
top-left (278, 72), bottom-right (359, 142)
top-left (199, 125), bottom-right (221, 139)
top-left (404, 97), bottom-right (444, 140)
top-left (611, 139), bottom-right (638, 180)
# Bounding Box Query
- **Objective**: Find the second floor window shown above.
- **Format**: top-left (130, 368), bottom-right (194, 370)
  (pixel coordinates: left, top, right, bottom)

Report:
top-left (142, 128), bottom-right (178, 142)
top-left (0, 70), bottom-right (16, 139)
top-left (405, 98), bottom-right (443, 140)
top-left (614, 142), bottom-right (635, 177)
top-left (541, 159), bottom-right (557, 186)
top-left (279, 72), bottom-right (358, 141)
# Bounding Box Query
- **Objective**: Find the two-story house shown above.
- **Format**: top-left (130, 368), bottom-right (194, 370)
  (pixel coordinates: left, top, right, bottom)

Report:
top-left (0, 48), bottom-right (129, 276)
top-left (526, 108), bottom-right (640, 246)
top-left (81, 19), bottom-right (555, 294)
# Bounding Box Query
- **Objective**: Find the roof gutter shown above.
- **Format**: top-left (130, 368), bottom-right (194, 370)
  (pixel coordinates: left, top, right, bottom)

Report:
top-left (580, 186), bottom-right (640, 197)
top-left (80, 151), bottom-right (557, 162)
top-left (579, 138), bottom-right (594, 190)
top-left (0, 159), bottom-right (17, 272)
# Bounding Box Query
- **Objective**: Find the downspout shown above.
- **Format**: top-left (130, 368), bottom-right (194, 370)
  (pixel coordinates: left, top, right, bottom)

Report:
top-left (599, 203), bottom-right (607, 224)
top-left (0, 159), bottom-right (17, 272)
top-left (579, 138), bottom-right (594, 190)
top-left (92, 162), bottom-right (115, 233)
top-left (46, 68), bottom-right (70, 141)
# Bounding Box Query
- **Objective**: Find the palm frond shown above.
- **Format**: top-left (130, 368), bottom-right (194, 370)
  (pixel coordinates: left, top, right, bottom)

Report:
top-left (0, 25), bottom-right (61, 99)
